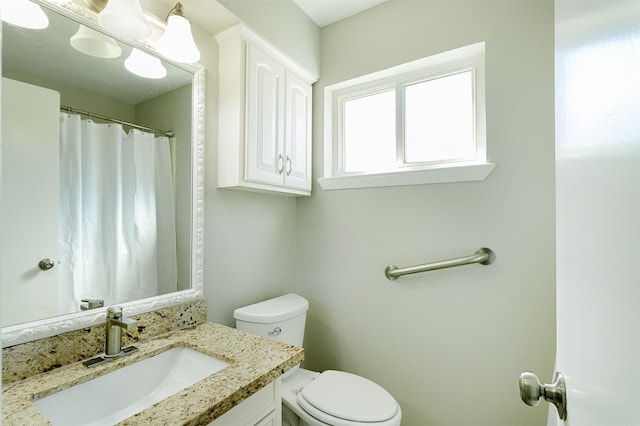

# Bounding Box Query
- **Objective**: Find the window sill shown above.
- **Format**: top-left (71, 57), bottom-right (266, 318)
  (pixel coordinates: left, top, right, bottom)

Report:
top-left (317, 162), bottom-right (495, 190)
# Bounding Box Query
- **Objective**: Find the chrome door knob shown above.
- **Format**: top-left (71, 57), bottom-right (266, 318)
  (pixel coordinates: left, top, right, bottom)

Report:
top-left (38, 258), bottom-right (55, 271)
top-left (519, 371), bottom-right (567, 420)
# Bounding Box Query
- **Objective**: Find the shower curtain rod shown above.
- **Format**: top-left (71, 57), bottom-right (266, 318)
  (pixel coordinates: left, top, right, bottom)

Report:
top-left (60, 105), bottom-right (174, 138)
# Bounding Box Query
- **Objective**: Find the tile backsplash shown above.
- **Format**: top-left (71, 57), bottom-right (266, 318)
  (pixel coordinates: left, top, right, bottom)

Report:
top-left (2, 299), bottom-right (207, 385)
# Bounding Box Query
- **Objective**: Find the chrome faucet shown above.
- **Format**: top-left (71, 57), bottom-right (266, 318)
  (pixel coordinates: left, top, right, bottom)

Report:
top-left (82, 306), bottom-right (139, 367)
top-left (104, 306), bottom-right (137, 358)
top-left (80, 298), bottom-right (104, 311)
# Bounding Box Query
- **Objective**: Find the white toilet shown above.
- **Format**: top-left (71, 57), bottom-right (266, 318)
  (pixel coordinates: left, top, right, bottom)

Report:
top-left (234, 294), bottom-right (402, 426)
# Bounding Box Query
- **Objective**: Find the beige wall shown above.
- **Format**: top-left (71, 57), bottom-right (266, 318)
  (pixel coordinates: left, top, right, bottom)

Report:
top-left (296, 1), bottom-right (556, 425)
top-left (134, 1), bottom-right (556, 424)
top-left (218, 0), bottom-right (321, 76)
top-left (2, 69), bottom-right (135, 121)
top-left (135, 85), bottom-right (192, 291)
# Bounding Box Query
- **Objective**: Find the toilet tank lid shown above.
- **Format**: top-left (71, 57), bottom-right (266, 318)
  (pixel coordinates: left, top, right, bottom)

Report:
top-left (233, 294), bottom-right (309, 323)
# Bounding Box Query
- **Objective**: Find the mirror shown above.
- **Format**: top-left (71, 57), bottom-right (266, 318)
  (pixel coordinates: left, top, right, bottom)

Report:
top-left (1, 0), bottom-right (205, 346)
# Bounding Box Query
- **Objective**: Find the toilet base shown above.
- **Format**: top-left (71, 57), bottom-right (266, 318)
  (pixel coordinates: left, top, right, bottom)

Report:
top-left (282, 403), bottom-right (300, 426)
top-left (281, 368), bottom-right (325, 425)
top-left (282, 368), bottom-right (321, 411)
top-left (283, 402), bottom-right (327, 426)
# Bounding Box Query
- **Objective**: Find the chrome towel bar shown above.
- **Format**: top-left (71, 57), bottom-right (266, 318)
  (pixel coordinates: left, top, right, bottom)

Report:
top-left (385, 248), bottom-right (495, 281)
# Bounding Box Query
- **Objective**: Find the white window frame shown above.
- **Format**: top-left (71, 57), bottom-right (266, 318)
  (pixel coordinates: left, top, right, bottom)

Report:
top-left (319, 42), bottom-right (495, 190)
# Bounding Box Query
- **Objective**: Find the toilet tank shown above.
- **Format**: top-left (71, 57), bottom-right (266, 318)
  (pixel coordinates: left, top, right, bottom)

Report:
top-left (234, 293), bottom-right (309, 348)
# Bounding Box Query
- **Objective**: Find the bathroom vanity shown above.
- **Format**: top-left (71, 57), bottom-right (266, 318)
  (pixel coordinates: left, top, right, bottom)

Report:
top-left (2, 322), bottom-right (303, 425)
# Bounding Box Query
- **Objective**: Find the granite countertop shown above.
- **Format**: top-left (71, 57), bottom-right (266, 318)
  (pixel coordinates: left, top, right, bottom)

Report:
top-left (2, 322), bottom-right (304, 425)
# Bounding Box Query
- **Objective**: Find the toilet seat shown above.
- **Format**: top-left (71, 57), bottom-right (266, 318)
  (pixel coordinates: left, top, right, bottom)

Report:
top-left (297, 370), bottom-right (400, 426)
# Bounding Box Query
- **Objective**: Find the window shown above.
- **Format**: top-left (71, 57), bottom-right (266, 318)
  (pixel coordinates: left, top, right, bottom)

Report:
top-left (319, 42), bottom-right (494, 190)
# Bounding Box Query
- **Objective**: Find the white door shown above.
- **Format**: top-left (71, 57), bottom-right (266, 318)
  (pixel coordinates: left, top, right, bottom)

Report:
top-left (521, 1), bottom-right (640, 424)
top-left (1, 78), bottom-right (60, 326)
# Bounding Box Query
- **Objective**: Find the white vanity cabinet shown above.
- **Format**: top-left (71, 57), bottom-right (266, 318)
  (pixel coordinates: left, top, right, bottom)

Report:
top-left (209, 379), bottom-right (282, 426)
top-left (216, 24), bottom-right (317, 196)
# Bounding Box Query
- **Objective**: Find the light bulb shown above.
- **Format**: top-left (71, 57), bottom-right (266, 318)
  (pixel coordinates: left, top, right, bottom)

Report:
top-left (97, 0), bottom-right (151, 40)
top-left (0, 0), bottom-right (49, 29)
top-left (71, 25), bottom-right (122, 59)
top-left (124, 49), bottom-right (167, 79)
top-left (156, 14), bottom-right (200, 63)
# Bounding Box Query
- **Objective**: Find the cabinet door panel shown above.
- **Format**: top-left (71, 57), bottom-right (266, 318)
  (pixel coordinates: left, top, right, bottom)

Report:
top-left (208, 381), bottom-right (279, 426)
top-left (284, 71), bottom-right (312, 190)
top-left (246, 45), bottom-right (285, 186)
top-left (252, 409), bottom-right (277, 426)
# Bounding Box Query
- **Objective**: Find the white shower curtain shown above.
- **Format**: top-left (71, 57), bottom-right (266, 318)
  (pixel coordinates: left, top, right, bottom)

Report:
top-left (58, 113), bottom-right (177, 314)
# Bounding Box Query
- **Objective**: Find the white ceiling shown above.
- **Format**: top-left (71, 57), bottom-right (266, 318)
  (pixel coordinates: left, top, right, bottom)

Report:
top-left (292, 0), bottom-right (389, 27)
top-left (145, 0), bottom-right (390, 34)
top-left (143, 0), bottom-right (389, 35)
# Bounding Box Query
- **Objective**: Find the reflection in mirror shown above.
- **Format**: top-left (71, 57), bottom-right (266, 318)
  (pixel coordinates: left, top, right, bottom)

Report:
top-left (1, 0), bottom-right (204, 344)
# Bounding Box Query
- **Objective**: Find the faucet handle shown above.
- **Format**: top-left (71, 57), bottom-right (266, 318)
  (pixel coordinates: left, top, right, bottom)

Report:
top-left (107, 306), bottom-right (123, 319)
top-left (106, 306), bottom-right (137, 329)
top-left (81, 299), bottom-right (104, 310)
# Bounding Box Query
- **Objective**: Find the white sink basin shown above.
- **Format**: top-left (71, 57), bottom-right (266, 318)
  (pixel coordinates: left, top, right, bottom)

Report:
top-left (33, 346), bottom-right (229, 426)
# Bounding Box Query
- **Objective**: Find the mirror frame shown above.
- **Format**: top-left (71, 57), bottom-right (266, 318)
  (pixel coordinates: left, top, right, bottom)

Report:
top-left (1, 0), bottom-right (205, 348)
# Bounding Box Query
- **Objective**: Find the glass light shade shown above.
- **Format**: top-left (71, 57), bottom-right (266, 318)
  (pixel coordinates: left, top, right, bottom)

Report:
top-left (97, 0), bottom-right (151, 40)
top-left (0, 0), bottom-right (49, 29)
top-left (70, 25), bottom-right (122, 59)
top-left (124, 49), bottom-right (167, 79)
top-left (156, 14), bottom-right (200, 63)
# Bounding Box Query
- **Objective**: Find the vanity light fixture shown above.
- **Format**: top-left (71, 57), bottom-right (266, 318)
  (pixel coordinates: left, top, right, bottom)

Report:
top-left (0, 0), bottom-right (49, 29)
top-left (156, 2), bottom-right (200, 64)
top-left (124, 48), bottom-right (167, 79)
top-left (70, 24), bottom-right (122, 59)
top-left (97, 0), bottom-right (151, 40)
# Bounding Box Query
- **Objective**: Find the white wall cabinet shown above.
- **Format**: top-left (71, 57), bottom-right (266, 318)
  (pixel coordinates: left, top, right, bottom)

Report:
top-left (209, 379), bottom-right (282, 426)
top-left (216, 24), bottom-right (317, 196)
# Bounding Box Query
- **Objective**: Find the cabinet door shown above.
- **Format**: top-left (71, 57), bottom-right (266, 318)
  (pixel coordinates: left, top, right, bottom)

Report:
top-left (284, 71), bottom-right (312, 191)
top-left (208, 381), bottom-right (280, 426)
top-left (246, 44), bottom-right (286, 187)
top-left (253, 409), bottom-right (278, 426)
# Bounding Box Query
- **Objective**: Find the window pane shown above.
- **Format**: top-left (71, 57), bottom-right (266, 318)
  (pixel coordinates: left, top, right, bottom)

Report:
top-left (343, 90), bottom-right (396, 173)
top-left (404, 71), bottom-right (474, 163)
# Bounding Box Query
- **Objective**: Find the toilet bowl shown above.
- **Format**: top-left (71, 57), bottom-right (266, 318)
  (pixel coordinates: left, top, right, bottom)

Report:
top-left (234, 294), bottom-right (402, 426)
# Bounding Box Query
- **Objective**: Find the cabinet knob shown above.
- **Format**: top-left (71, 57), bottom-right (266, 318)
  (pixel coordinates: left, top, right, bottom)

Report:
top-left (277, 154), bottom-right (285, 175)
top-left (285, 156), bottom-right (292, 176)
